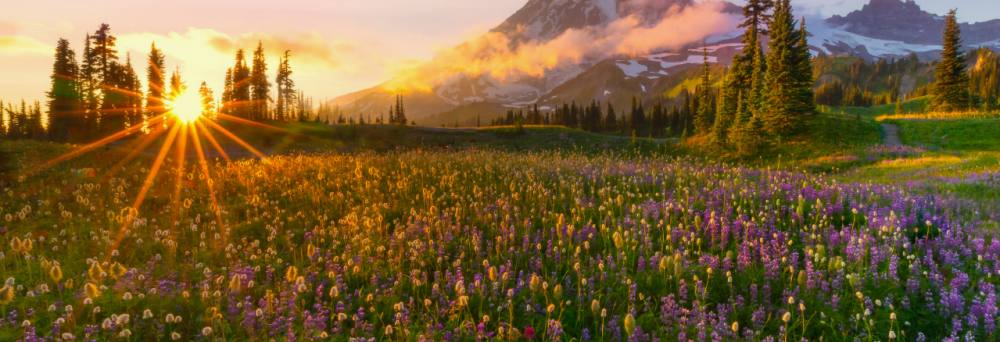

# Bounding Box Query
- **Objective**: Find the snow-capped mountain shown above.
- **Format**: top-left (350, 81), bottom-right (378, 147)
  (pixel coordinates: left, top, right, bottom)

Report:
top-left (330, 0), bottom-right (1000, 125)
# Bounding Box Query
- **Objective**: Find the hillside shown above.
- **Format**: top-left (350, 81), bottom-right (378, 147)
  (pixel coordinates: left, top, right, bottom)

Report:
top-left (327, 0), bottom-right (1000, 126)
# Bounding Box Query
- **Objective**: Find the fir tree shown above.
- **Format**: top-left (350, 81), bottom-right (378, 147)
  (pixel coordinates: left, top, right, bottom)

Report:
top-left (250, 42), bottom-right (271, 121)
top-left (222, 68), bottom-right (233, 116)
top-left (199, 82), bottom-right (215, 120)
top-left (231, 49), bottom-right (251, 119)
top-left (760, 0), bottom-right (809, 136)
top-left (695, 46), bottom-right (714, 135)
top-left (605, 102), bottom-right (617, 132)
top-left (146, 42), bottom-right (166, 121)
top-left (79, 33), bottom-right (99, 140)
top-left (933, 9), bottom-right (970, 112)
top-left (395, 94), bottom-right (407, 124)
top-left (275, 51), bottom-right (295, 121)
top-left (47, 38), bottom-right (80, 143)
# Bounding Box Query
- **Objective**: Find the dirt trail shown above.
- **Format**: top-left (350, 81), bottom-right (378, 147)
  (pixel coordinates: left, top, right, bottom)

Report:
top-left (881, 123), bottom-right (902, 146)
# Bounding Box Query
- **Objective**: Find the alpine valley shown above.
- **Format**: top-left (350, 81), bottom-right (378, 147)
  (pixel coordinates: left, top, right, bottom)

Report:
top-left (328, 0), bottom-right (1000, 127)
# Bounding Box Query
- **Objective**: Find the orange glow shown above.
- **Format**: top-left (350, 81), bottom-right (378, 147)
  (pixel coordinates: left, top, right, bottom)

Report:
top-left (166, 90), bottom-right (204, 124)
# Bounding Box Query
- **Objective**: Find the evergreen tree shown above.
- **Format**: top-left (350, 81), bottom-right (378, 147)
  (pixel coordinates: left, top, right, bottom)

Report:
top-left (146, 42), bottom-right (166, 121)
top-left (792, 17), bottom-right (816, 115)
top-left (47, 38), bottom-right (80, 143)
top-left (250, 42), bottom-right (271, 121)
top-left (605, 102), bottom-right (617, 132)
top-left (740, 0), bottom-right (775, 37)
top-left (169, 68), bottom-right (185, 98)
top-left (79, 34), bottom-right (100, 139)
top-left (0, 100), bottom-right (5, 139)
top-left (28, 101), bottom-right (45, 140)
top-left (123, 53), bottom-right (144, 127)
top-left (231, 49), bottom-right (251, 119)
top-left (895, 100), bottom-right (904, 115)
top-left (199, 82), bottom-right (215, 120)
top-left (695, 46), bottom-right (714, 135)
top-left (395, 94), bottom-right (407, 124)
top-left (760, 0), bottom-right (810, 136)
top-left (274, 51), bottom-right (295, 121)
top-left (222, 67), bottom-right (233, 116)
top-left (92, 24), bottom-right (123, 133)
top-left (933, 9), bottom-right (970, 112)
top-left (712, 73), bottom-right (736, 148)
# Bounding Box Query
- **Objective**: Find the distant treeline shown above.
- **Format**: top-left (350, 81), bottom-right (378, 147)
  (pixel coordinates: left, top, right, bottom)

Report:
top-left (0, 23), bottom-right (340, 144)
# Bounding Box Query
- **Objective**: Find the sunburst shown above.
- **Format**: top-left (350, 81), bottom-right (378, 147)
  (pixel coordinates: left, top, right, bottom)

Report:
top-left (166, 90), bottom-right (204, 124)
top-left (19, 73), bottom-right (300, 238)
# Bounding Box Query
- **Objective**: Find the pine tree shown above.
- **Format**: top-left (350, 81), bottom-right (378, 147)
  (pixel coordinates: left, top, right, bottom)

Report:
top-left (92, 24), bottom-right (129, 133)
top-left (47, 38), bottom-right (80, 143)
top-left (933, 9), bottom-right (970, 112)
top-left (895, 100), bottom-right (904, 115)
top-left (199, 82), bottom-right (215, 120)
top-left (222, 68), bottom-right (233, 116)
top-left (395, 94), bottom-right (407, 124)
top-left (146, 42), bottom-right (166, 121)
top-left (792, 17), bottom-right (816, 116)
top-left (232, 49), bottom-right (251, 119)
top-left (275, 51), bottom-right (295, 121)
top-left (123, 53), bottom-right (144, 127)
top-left (760, 0), bottom-right (809, 136)
top-left (29, 101), bottom-right (45, 140)
top-left (740, 0), bottom-right (775, 37)
top-left (79, 34), bottom-right (100, 140)
top-left (169, 68), bottom-right (185, 98)
top-left (605, 102), bottom-right (617, 132)
top-left (0, 100), bottom-right (5, 139)
top-left (250, 42), bottom-right (271, 121)
top-left (695, 46), bottom-right (714, 135)
top-left (712, 73), bottom-right (736, 149)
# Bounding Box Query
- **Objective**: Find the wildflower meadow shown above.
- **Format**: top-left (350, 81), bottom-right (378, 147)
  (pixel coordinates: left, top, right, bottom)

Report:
top-left (0, 145), bottom-right (998, 342)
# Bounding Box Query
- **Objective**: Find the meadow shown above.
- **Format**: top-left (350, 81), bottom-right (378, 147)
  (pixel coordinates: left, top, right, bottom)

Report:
top-left (0, 121), bottom-right (998, 342)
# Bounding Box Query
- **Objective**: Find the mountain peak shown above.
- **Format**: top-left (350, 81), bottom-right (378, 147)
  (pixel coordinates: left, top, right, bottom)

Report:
top-left (491, 0), bottom-right (694, 46)
top-left (826, 0), bottom-right (943, 45)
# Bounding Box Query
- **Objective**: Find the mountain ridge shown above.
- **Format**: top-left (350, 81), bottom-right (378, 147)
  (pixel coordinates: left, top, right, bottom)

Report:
top-left (329, 0), bottom-right (1000, 125)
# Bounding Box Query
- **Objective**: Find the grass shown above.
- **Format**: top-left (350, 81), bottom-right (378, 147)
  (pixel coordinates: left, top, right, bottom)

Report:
top-left (0, 111), bottom-right (997, 341)
top-left (885, 118), bottom-right (1000, 151)
top-left (818, 96), bottom-right (934, 118)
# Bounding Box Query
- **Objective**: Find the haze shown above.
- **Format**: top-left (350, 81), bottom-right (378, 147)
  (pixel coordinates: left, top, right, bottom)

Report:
top-left (0, 0), bottom-right (992, 103)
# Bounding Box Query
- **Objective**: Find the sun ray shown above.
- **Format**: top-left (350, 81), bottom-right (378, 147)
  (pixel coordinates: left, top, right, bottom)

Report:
top-left (202, 119), bottom-right (270, 162)
top-left (189, 125), bottom-right (225, 235)
top-left (216, 113), bottom-right (306, 136)
top-left (131, 120), bottom-right (181, 211)
top-left (99, 123), bottom-right (169, 183)
top-left (19, 113), bottom-right (170, 178)
top-left (169, 124), bottom-right (189, 227)
top-left (194, 120), bottom-right (232, 164)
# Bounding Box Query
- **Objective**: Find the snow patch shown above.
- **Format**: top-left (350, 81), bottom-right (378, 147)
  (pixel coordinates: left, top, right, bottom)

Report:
top-left (690, 43), bottom-right (745, 53)
top-left (809, 23), bottom-right (942, 57)
top-left (659, 55), bottom-right (716, 69)
top-left (604, 90), bottom-right (611, 96)
top-left (594, 0), bottom-right (618, 22)
top-left (616, 61), bottom-right (649, 77)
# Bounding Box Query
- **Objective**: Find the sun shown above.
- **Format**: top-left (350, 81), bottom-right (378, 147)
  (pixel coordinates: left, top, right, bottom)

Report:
top-left (166, 91), bottom-right (204, 124)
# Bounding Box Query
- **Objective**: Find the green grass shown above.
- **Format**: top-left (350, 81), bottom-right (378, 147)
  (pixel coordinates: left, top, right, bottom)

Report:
top-left (819, 96), bottom-right (933, 117)
top-left (887, 118), bottom-right (1000, 151)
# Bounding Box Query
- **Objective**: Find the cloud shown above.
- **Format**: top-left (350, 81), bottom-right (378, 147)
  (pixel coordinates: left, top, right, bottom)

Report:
top-left (0, 36), bottom-right (52, 56)
top-left (0, 22), bottom-right (17, 35)
top-left (116, 28), bottom-right (372, 77)
top-left (202, 31), bottom-right (360, 71)
top-left (382, 1), bottom-right (739, 92)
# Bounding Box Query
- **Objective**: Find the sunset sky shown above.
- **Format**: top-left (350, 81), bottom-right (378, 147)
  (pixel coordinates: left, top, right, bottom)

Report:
top-left (0, 0), bottom-right (992, 105)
